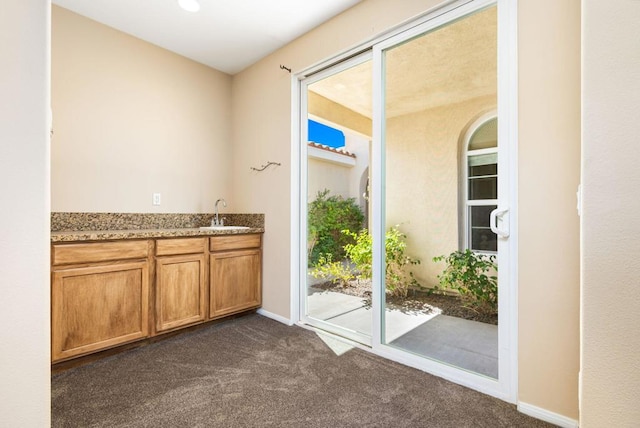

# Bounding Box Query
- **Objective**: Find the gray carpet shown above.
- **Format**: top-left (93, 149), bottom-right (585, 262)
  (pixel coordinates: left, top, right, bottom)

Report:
top-left (52, 314), bottom-right (553, 427)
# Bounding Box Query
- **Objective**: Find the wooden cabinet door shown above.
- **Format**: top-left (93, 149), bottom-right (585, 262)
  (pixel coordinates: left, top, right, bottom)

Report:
top-left (51, 261), bottom-right (149, 362)
top-left (155, 254), bottom-right (206, 333)
top-left (209, 249), bottom-right (261, 319)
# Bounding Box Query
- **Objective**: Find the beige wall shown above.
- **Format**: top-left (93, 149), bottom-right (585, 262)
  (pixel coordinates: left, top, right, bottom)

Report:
top-left (518, 0), bottom-right (581, 420)
top-left (307, 131), bottom-right (370, 237)
top-left (0, 1), bottom-right (51, 426)
top-left (581, 0), bottom-right (640, 426)
top-left (308, 158), bottom-right (352, 201)
top-left (233, 0), bottom-right (581, 421)
top-left (308, 91), bottom-right (372, 136)
top-left (52, 6), bottom-right (233, 213)
top-left (386, 96), bottom-right (495, 286)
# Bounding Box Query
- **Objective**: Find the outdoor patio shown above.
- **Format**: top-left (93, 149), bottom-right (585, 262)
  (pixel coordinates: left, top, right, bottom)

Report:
top-left (307, 284), bottom-right (498, 378)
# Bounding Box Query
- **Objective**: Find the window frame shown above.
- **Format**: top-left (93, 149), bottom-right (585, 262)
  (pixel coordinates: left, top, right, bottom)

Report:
top-left (462, 114), bottom-right (498, 254)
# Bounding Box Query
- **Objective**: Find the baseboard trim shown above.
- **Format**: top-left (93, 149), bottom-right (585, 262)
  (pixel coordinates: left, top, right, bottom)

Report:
top-left (257, 308), bottom-right (294, 326)
top-left (518, 402), bottom-right (579, 428)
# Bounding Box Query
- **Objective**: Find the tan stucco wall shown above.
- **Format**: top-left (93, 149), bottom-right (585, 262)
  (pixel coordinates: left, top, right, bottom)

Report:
top-left (581, 0), bottom-right (640, 426)
top-left (308, 91), bottom-right (372, 136)
top-left (0, 1), bottom-right (51, 426)
top-left (233, 0), bottom-right (580, 421)
top-left (308, 158), bottom-right (352, 201)
top-left (308, 132), bottom-right (370, 207)
top-left (51, 6), bottom-right (233, 213)
top-left (386, 96), bottom-right (496, 286)
top-left (518, 0), bottom-right (581, 419)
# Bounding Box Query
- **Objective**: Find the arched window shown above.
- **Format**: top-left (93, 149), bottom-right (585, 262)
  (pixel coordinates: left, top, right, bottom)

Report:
top-left (464, 116), bottom-right (497, 253)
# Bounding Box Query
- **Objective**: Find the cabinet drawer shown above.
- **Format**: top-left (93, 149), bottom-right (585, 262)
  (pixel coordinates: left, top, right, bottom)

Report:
top-left (52, 240), bottom-right (149, 265)
top-left (156, 237), bottom-right (206, 256)
top-left (210, 234), bottom-right (261, 252)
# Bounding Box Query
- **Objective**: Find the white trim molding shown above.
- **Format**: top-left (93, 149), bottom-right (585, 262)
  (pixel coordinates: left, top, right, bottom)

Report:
top-left (518, 402), bottom-right (579, 428)
top-left (257, 309), bottom-right (294, 326)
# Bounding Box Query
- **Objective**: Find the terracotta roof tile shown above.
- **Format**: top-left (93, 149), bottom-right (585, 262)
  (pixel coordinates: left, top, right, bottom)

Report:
top-left (308, 142), bottom-right (356, 158)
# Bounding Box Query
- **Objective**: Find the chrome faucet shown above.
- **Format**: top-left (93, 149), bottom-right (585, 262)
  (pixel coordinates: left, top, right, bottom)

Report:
top-left (213, 198), bottom-right (227, 226)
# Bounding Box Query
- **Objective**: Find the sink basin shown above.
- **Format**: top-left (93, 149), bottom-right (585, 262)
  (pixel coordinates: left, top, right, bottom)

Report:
top-left (199, 226), bottom-right (251, 231)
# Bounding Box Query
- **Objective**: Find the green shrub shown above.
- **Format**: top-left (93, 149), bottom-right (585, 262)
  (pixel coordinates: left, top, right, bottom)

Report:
top-left (308, 253), bottom-right (355, 287)
top-left (308, 189), bottom-right (364, 265)
top-left (378, 227), bottom-right (421, 298)
top-left (310, 225), bottom-right (421, 298)
top-left (432, 250), bottom-right (498, 313)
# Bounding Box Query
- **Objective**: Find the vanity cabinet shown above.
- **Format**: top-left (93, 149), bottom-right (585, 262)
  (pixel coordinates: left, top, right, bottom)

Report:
top-left (155, 238), bottom-right (207, 333)
top-left (51, 232), bottom-right (262, 364)
top-left (51, 241), bottom-right (151, 362)
top-left (209, 234), bottom-right (262, 319)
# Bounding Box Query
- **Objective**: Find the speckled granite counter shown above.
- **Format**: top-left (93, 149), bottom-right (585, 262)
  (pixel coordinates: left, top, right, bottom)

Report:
top-left (51, 212), bottom-right (264, 243)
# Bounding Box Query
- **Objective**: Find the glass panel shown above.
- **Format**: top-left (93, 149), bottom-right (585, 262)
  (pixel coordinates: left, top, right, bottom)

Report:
top-left (382, 6), bottom-right (499, 379)
top-left (304, 59), bottom-right (372, 344)
top-left (470, 205), bottom-right (497, 252)
top-left (469, 176), bottom-right (497, 200)
top-left (468, 153), bottom-right (497, 168)
top-left (469, 163), bottom-right (497, 177)
top-left (471, 204), bottom-right (494, 227)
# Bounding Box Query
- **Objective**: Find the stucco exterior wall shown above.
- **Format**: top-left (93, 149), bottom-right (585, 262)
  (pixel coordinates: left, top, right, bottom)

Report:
top-left (308, 91), bottom-right (372, 137)
top-left (386, 95), bottom-right (496, 286)
top-left (307, 131), bottom-right (370, 207)
top-left (308, 158), bottom-right (352, 201)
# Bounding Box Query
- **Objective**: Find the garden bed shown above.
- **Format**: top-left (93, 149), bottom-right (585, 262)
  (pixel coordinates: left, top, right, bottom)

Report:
top-left (312, 279), bottom-right (498, 325)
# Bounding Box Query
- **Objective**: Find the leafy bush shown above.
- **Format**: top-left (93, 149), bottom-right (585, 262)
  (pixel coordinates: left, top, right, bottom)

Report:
top-left (310, 226), bottom-right (421, 298)
top-left (308, 189), bottom-right (364, 265)
top-left (432, 250), bottom-right (498, 313)
top-left (308, 253), bottom-right (356, 287)
top-left (378, 227), bottom-right (422, 298)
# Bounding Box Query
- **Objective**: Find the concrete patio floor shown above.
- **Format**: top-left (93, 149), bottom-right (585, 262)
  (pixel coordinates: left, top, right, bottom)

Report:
top-left (307, 288), bottom-right (498, 378)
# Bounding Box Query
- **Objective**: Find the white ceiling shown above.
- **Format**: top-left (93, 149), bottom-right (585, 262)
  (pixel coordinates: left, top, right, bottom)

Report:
top-left (52, 0), bottom-right (363, 75)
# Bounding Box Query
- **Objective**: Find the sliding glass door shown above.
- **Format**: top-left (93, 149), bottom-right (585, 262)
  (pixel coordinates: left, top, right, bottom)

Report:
top-left (298, 0), bottom-right (516, 401)
top-left (378, 5), bottom-right (501, 379)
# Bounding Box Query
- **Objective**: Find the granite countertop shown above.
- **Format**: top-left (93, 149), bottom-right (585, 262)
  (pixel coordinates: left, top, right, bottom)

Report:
top-left (51, 212), bottom-right (265, 243)
top-left (51, 227), bottom-right (265, 243)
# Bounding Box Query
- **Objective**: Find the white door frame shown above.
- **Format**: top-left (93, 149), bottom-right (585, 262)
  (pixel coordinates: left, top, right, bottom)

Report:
top-left (291, 0), bottom-right (518, 404)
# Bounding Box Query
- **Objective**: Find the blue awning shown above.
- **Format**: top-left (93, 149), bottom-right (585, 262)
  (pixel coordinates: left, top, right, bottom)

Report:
top-left (308, 120), bottom-right (345, 148)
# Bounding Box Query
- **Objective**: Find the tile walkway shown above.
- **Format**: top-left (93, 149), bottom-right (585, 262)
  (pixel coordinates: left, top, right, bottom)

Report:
top-left (306, 288), bottom-right (498, 378)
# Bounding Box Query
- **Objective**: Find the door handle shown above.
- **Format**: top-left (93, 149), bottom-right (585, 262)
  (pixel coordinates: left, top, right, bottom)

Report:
top-left (490, 207), bottom-right (510, 238)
